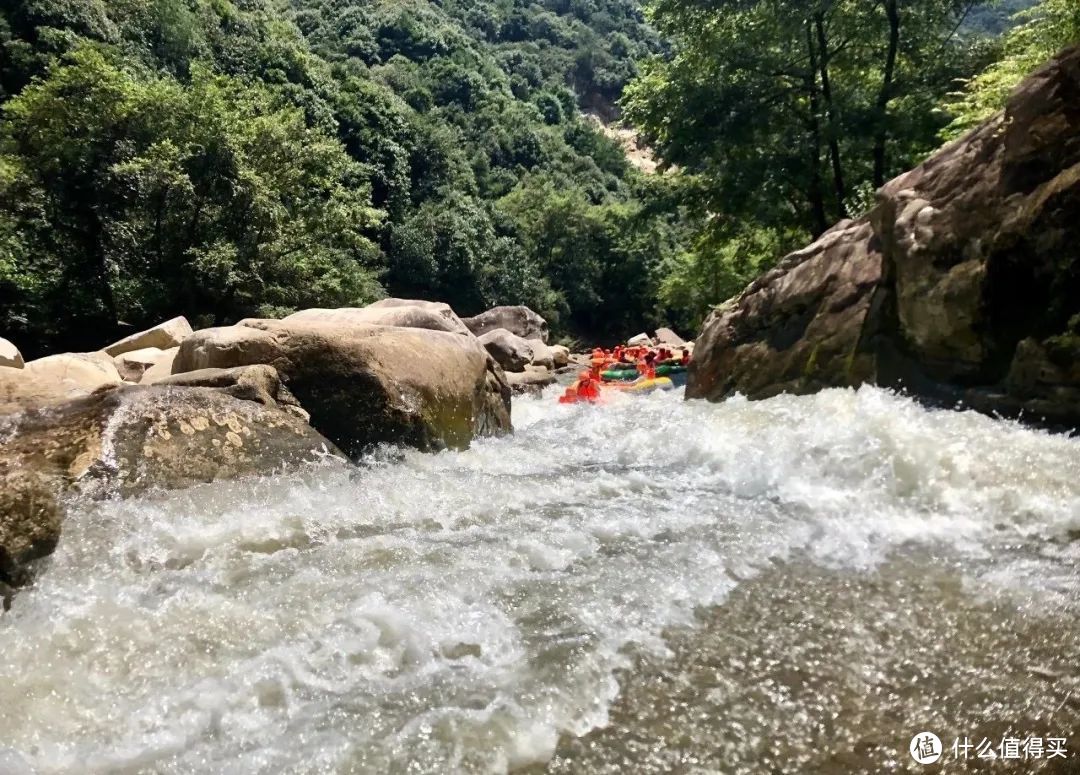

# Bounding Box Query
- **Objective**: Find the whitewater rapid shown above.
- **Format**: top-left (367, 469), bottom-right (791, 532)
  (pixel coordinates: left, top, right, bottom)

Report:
top-left (1, 386), bottom-right (1078, 773)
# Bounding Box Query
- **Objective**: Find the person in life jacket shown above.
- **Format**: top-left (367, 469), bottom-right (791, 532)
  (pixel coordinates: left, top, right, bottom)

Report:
top-left (637, 352), bottom-right (657, 380)
top-left (560, 371), bottom-right (601, 403)
top-left (680, 348), bottom-right (691, 366)
top-left (577, 371), bottom-right (601, 401)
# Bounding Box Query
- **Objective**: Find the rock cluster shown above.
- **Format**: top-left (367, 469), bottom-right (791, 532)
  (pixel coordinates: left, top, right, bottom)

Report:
top-left (688, 45), bottom-right (1080, 430)
top-left (0, 298), bottom-right (526, 591)
top-left (465, 305), bottom-right (569, 394)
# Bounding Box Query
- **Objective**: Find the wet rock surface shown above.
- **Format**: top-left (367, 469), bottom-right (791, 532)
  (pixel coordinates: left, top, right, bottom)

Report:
top-left (0, 385), bottom-right (340, 586)
top-left (689, 46), bottom-right (1080, 430)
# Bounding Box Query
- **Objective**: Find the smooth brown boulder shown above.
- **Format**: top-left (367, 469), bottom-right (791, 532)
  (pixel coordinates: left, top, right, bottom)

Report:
top-left (478, 329), bottom-right (534, 372)
top-left (154, 364), bottom-right (309, 421)
top-left (173, 325), bottom-right (281, 371)
top-left (0, 337), bottom-right (23, 369)
top-left (688, 220), bottom-right (880, 401)
top-left (654, 327), bottom-right (687, 347)
top-left (10, 352), bottom-right (123, 407)
top-left (1, 366), bottom-right (74, 413)
top-left (139, 346), bottom-right (180, 383)
top-left (506, 368), bottom-right (557, 397)
top-left (0, 385), bottom-right (341, 586)
top-left (689, 45), bottom-right (1080, 429)
top-left (103, 316), bottom-right (193, 357)
top-left (463, 306), bottom-right (549, 343)
top-left (176, 320), bottom-right (512, 455)
top-left (283, 300), bottom-right (471, 337)
top-left (528, 339), bottom-right (555, 369)
top-left (114, 347), bottom-right (164, 382)
top-left (550, 344), bottom-right (570, 369)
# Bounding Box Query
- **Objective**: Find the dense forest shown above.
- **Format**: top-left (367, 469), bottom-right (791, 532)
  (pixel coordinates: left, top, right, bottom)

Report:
top-left (1, 0), bottom-right (1077, 355)
top-left (962, 0), bottom-right (1038, 36)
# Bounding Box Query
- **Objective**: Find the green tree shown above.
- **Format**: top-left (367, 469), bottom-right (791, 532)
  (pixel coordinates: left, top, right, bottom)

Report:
top-left (624, 0), bottom-right (989, 238)
top-left (0, 0), bottom-right (695, 350)
top-left (943, 0), bottom-right (1080, 137)
top-left (0, 47), bottom-right (382, 350)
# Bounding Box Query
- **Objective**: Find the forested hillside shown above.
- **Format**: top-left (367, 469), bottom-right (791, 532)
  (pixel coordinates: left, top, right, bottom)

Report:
top-left (2, 0), bottom-right (1077, 355)
top-left (963, 0), bottom-right (1038, 36)
top-left (0, 0), bottom-right (686, 355)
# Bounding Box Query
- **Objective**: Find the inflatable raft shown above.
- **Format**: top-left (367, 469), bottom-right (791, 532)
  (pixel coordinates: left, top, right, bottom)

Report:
top-left (601, 368), bottom-right (639, 381)
top-left (600, 364), bottom-right (686, 382)
top-left (609, 376), bottom-right (674, 394)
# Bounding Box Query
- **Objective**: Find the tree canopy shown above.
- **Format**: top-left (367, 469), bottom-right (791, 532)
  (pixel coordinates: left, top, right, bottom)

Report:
top-left (1, 0), bottom-right (1075, 350)
top-left (0, 0), bottom-right (688, 354)
top-left (619, 0), bottom-right (1012, 327)
top-left (944, 0), bottom-right (1080, 136)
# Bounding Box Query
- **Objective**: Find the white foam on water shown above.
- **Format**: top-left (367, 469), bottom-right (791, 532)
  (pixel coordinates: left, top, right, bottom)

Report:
top-left (1, 386), bottom-right (1078, 773)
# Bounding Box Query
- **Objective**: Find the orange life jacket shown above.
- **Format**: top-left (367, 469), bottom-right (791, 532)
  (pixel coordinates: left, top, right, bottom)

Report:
top-left (578, 377), bottom-right (600, 400)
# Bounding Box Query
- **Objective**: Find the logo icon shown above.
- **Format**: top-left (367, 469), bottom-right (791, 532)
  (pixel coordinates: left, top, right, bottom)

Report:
top-left (910, 732), bottom-right (943, 764)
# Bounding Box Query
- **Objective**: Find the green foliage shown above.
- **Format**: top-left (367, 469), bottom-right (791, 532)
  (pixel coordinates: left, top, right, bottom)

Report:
top-left (626, 0), bottom-right (988, 234)
top-left (0, 0), bottom-right (690, 352)
top-left (0, 45), bottom-right (382, 347)
top-left (279, 0), bottom-right (691, 340)
top-left (944, 0), bottom-right (1080, 137)
top-left (962, 0), bottom-right (1039, 36)
top-left (621, 0), bottom-right (997, 325)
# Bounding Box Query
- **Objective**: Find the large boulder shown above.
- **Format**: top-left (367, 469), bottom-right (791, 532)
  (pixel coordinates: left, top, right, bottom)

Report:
top-left (1, 367), bottom-right (73, 414)
top-left (284, 299), bottom-right (471, 337)
top-left (688, 219), bottom-right (881, 401)
top-left (0, 337), bottom-right (23, 369)
top-left (550, 344), bottom-right (570, 369)
top-left (478, 329), bottom-right (534, 372)
top-left (688, 45), bottom-right (1080, 429)
top-left (506, 368), bottom-right (557, 397)
top-left (103, 315), bottom-right (193, 357)
top-left (463, 306), bottom-right (549, 343)
top-left (154, 364), bottom-right (309, 421)
top-left (0, 385), bottom-right (341, 586)
top-left (114, 347), bottom-right (164, 382)
top-left (527, 339), bottom-right (555, 370)
top-left (21, 352), bottom-right (122, 398)
top-left (654, 327), bottom-right (687, 348)
top-left (138, 346), bottom-right (180, 384)
top-left (176, 320), bottom-right (512, 454)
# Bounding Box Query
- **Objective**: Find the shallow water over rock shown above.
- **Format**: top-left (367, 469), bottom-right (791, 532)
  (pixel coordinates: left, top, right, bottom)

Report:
top-left (2, 386), bottom-right (1079, 773)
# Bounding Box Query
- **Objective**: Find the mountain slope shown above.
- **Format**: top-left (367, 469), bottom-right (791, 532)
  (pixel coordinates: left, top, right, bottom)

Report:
top-left (0, 0), bottom-right (687, 355)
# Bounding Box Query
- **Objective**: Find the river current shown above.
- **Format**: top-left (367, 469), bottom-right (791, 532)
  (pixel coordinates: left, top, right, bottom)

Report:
top-left (2, 386), bottom-right (1079, 773)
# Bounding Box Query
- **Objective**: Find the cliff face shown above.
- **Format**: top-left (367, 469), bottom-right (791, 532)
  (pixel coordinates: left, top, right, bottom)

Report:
top-left (688, 45), bottom-right (1080, 429)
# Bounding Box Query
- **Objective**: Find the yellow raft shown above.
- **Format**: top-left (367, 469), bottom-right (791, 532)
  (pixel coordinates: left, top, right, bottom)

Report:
top-left (614, 376), bottom-right (674, 394)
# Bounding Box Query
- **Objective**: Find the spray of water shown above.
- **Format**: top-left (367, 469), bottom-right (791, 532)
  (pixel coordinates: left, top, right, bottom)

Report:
top-left (1, 386), bottom-right (1077, 773)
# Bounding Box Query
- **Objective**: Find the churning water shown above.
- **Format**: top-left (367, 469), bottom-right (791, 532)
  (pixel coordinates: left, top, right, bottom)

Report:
top-left (2, 386), bottom-right (1079, 773)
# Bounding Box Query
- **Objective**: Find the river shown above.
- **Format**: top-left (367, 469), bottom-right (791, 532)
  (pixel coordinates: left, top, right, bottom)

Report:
top-left (2, 386), bottom-right (1079, 773)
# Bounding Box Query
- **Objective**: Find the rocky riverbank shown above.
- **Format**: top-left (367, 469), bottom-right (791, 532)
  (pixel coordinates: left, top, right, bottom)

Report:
top-left (687, 44), bottom-right (1080, 432)
top-left (1, 298), bottom-right (541, 593)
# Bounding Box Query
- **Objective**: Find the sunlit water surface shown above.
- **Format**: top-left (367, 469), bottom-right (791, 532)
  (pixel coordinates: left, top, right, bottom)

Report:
top-left (2, 386), bottom-right (1079, 773)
